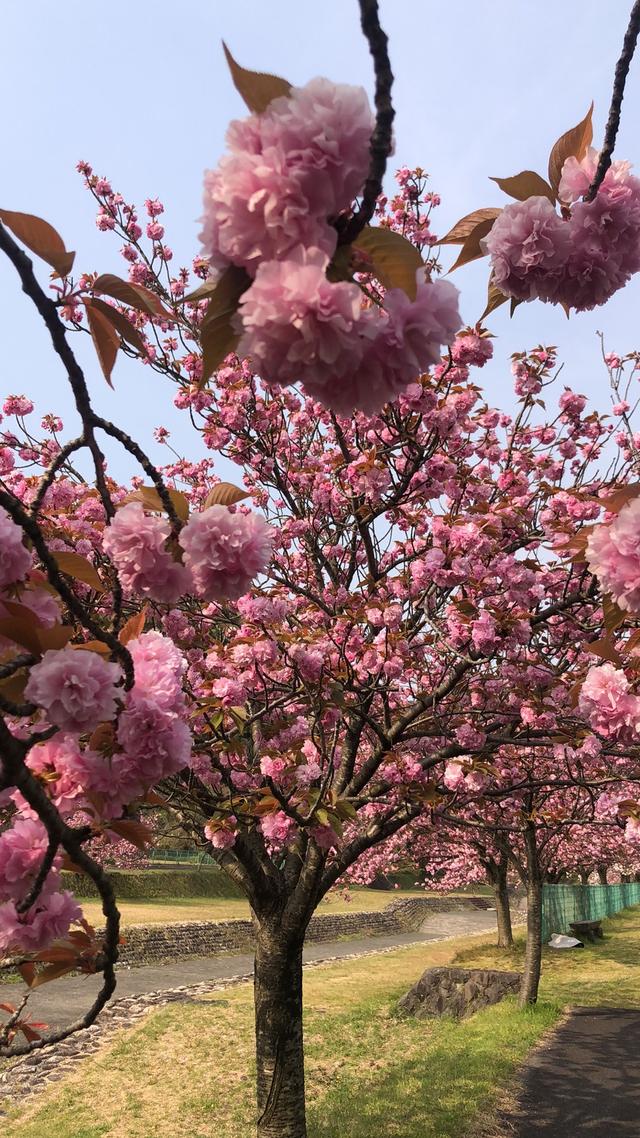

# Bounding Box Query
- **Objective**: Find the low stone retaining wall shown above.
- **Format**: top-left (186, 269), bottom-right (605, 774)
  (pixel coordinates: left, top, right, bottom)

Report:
top-left (111, 895), bottom-right (494, 968)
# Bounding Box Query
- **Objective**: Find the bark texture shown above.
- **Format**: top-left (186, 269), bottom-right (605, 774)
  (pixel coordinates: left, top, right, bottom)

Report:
top-left (254, 922), bottom-right (307, 1138)
top-left (519, 824), bottom-right (543, 1007)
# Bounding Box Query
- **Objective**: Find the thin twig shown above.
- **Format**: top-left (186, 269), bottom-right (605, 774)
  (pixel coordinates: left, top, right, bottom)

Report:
top-left (585, 0), bottom-right (640, 201)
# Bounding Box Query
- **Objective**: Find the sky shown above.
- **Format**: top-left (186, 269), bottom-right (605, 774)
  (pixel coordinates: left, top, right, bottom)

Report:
top-left (1, 0), bottom-right (639, 480)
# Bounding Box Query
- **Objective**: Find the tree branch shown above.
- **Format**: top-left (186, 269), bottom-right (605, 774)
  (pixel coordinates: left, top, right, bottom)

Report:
top-left (339, 0), bottom-right (394, 244)
top-left (585, 0), bottom-right (640, 201)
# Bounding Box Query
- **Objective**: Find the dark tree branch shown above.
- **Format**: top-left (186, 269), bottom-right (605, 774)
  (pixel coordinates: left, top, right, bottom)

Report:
top-left (585, 0), bottom-right (640, 201)
top-left (339, 0), bottom-right (394, 244)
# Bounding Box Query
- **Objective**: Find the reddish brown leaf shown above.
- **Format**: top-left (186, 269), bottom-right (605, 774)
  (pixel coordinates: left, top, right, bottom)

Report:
top-left (72, 639), bottom-right (111, 657)
top-left (353, 225), bottom-right (424, 300)
top-left (586, 638), bottom-right (623, 666)
top-left (30, 962), bottom-right (77, 988)
top-left (52, 549), bottom-right (104, 592)
top-left (548, 103), bottom-right (594, 195)
top-left (92, 274), bottom-right (177, 321)
top-left (481, 279), bottom-right (508, 320)
top-left (125, 485), bottom-right (189, 523)
top-left (119, 609), bottom-right (147, 645)
top-left (199, 266), bottom-right (250, 385)
top-left (108, 818), bottom-right (153, 849)
top-left (490, 171), bottom-right (556, 204)
top-left (439, 208), bottom-right (502, 245)
top-left (84, 300), bottom-right (119, 387)
top-left (222, 42), bottom-right (292, 113)
top-left (0, 616), bottom-right (42, 656)
top-left (36, 624), bottom-right (74, 651)
top-left (203, 482), bottom-right (250, 508)
top-left (87, 297), bottom-right (147, 354)
top-left (0, 669), bottom-right (28, 704)
top-left (17, 963), bottom-right (36, 987)
top-left (448, 218), bottom-right (496, 273)
top-left (600, 482), bottom-right (640, 514)
top-left (0, 209), bottom-right (75, 276)
top-left (603, 594), bottom-right (628, 633)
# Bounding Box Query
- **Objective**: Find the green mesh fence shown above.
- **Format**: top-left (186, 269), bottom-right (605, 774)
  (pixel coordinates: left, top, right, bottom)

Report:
top-left (149, 848), bottom-right (216, 865)
top-left (541, 882), bottom-right (640, 942)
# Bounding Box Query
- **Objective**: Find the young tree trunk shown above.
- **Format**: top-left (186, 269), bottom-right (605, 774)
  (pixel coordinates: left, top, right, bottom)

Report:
top-left (492, 864), bottom-right (514, 948)
top-left (579, 868), bottom-right (589, 886)
top-left (597, 863), bottom-right (608, 885)
top-left (519, 824), bottom-right (543, 1007)
top-left (254, 920), bottom-right (307, 1138)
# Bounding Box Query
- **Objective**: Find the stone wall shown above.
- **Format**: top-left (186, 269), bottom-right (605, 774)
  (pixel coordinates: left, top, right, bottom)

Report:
top-left (111, 895), bottom-right (494, 968)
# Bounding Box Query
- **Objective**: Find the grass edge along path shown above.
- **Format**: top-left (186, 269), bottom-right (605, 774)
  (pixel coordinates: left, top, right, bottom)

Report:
top-left (6, 908), bottom-right (640, 1138)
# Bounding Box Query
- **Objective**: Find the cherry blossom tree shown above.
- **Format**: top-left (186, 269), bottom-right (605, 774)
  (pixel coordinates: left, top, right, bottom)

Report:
top-left (2, 2), bottom-right (640, 1134)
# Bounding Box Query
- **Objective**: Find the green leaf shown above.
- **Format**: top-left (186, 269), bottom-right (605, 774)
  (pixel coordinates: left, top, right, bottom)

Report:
top-left (353, 225), bottom-right (424, 300)
top-left (548, 103), bottom-right (594, 196)
top-left (222, 42), bottom-right (292, 113)
top-left (490, 171), bottom-right (556, 204)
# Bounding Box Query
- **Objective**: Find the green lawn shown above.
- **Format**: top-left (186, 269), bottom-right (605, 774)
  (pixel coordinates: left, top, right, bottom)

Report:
top-left (8, 907), bottom-right (637, 1138)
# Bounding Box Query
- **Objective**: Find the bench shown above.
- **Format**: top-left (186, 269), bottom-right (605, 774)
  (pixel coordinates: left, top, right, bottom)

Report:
top-left (569, 919), bottom-right (604, 943)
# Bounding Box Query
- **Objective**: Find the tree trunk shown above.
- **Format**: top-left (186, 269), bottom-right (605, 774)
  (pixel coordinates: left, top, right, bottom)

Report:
top-left (597, 864), bottom-right (608, 885)
top-left (579, 868), bottom-right (589, 886)
top-left (519, 825), bottom-right (543, 1007)
top-left (254, 921), bottom-right (307, 1138)
top-left (493, 865), bottom-right (514, 949)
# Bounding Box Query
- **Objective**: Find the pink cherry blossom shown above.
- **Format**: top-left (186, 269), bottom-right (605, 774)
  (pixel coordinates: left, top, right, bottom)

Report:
top-left (0, 891), bottom-right (82, 954)
top-left (127, 631), bottom-right (186, 714)
top-left (25, 648), bottom-right (122, 733)
top-left (578, 663), bottom-right (640, 739)
top-left (485, 196), bottom-right (571, 303)
top-left (0, 507), bottom-right (31, 589)
top-left (200, 79), bottom-right (373, 273)
top-left (587, 498), bottom-right (640, 613)
top-left (180, 505), bottom-right (273, 602)
top-left (103, 502), bottom-right (191, 603)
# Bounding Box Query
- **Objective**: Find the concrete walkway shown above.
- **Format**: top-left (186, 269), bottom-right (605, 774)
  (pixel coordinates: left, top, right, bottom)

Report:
top-left (510, 1006), bottom-right (640, 1136)
top-left (0, 908), bottom-right (496, 1029)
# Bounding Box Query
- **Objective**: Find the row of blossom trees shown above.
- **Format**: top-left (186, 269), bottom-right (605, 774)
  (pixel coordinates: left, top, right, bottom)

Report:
top-left (3, 3), bottom-right (640, 1135)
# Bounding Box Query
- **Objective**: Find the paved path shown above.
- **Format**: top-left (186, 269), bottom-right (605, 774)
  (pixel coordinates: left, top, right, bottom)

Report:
top-left (511, 1006), bottom-right (640, 1136)
top-left (0, 908), bottom-right (496, 1029)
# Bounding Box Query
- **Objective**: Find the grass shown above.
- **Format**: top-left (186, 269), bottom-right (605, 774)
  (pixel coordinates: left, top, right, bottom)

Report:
top-left (9, 906), bottom-right (636, 1138)
top-left (79, 887), bottom-right (431, 927)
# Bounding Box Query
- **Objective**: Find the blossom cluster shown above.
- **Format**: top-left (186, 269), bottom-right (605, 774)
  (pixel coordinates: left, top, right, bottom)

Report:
top-left (586, 496), bottom-right (640, 614)
top-left (486, 149), bottom-right (640, 312)
top-left (104, 500), bottom-right (272, 605)
top-left (200, 80), bottom-right (461, 413)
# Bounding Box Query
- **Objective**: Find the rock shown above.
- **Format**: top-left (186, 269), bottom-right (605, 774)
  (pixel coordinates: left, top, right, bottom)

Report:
top-left (398, 966), bottom-right (521, 1020)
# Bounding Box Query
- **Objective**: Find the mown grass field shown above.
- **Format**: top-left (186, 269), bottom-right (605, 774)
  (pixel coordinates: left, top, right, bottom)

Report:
top-left (7, 906), bottom-right (640, 1138)
top-left (79, 886), bottom-right (435, 927)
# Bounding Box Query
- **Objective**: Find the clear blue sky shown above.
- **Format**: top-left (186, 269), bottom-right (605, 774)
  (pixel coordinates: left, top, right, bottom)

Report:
top-left (2, 1), bottom-right (639, 479)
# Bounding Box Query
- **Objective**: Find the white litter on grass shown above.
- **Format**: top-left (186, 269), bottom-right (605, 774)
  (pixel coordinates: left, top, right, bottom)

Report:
top-left (548, 933), bottom-right (584, 949)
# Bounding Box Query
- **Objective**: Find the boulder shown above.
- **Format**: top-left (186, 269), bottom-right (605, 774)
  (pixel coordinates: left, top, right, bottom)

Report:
top-left (398, 966), bottom-right (521, 1020)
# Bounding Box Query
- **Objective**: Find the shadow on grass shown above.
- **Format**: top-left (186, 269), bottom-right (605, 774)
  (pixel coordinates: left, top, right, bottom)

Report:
top-left (307, 999), bottom-right (558, 1138)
